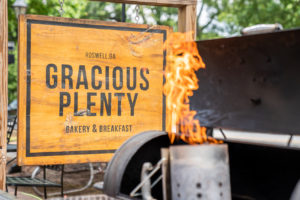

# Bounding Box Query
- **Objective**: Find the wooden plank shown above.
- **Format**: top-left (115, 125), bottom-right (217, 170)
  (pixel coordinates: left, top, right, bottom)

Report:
top-left (0, 0), bottom-right (8, 189)
top-left (18, 15), bottom-right (171, 165)
top-left (90, 0), bottom-right (197, 7)
top-left (178, 5), bottom-right (197, 39)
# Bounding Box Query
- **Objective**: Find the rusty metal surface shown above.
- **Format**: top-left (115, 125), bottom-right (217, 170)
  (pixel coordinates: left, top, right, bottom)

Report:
top-left (170, 145), bottom-right (231, 200)
top-left (194, 28), bottom-right (300, 135)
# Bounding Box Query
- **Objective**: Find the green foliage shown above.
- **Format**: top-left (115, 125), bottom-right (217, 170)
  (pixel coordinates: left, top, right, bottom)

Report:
top-left (83, 2), bottom-right (109, 20)
top-left (27, 0), bottom-right (88, 18)
top-left (8, 47), bottom-right (18, 103)
top-left (200, 0), bottom-right (300, 38)
top-left (146, 6), bottom-right (177, 29)
top-left (220, 0), bottom-right (300, 32)
top-left (83, 2), bottom-right (124, 21)
top-left (8, 0), bottom-right (18, 41)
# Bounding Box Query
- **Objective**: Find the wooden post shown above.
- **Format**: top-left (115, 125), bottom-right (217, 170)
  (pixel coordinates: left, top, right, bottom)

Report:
top-left (178, 5), bottom-right (197, 39)
top-left (0, 0), bottom-right (8, 190)
top-left (91, 0), bottom-right (197, 39)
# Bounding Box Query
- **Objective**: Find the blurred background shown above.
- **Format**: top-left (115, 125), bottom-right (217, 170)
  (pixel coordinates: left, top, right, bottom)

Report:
top-left (7, 0), bottom-right (300, 104)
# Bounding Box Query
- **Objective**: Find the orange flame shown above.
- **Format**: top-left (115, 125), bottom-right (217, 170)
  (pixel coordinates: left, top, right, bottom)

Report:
top-left (163, 32), bottom-right (222, 144)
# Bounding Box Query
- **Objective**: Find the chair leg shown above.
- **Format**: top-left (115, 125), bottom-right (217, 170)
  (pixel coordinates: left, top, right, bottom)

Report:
top-left (5, 184), bottom-right (8, 192)
top-left (43, 166), bottom-right (47, 199)
top-left (14, 186), bottom-right (17, 196)
top-left (44, 187), bottom-right (47, 199)
top-left (61, 165), bottom-right (64, 197)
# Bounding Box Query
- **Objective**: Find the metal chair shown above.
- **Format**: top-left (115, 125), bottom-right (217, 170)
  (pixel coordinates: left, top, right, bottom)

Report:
top-left (32, 163), bottom-right (94, 197)
top-left (6, 165), bottom-right (64, 199)
top-left (6, 115), bottom-right (17, 166)
top-left (7, 115), bottom-right (17, 145)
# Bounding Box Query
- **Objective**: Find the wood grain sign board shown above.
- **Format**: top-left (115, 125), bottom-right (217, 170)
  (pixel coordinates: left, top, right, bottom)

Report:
top-left (18, 15), bottom-right (170, 165)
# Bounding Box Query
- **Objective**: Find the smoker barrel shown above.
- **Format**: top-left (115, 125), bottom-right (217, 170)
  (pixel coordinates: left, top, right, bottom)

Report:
top-left (194, 28), bottom-right (300, 135)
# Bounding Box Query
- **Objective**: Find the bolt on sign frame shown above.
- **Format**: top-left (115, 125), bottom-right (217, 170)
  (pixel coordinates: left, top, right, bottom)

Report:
top-left (91, 0), bottom-right (198, 39)
top-left (17, 15), bottom-right (171, 165)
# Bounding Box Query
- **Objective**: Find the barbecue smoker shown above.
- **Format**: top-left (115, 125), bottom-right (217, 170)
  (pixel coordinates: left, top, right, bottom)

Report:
top-left (103, 27), bottom-right (300, 200)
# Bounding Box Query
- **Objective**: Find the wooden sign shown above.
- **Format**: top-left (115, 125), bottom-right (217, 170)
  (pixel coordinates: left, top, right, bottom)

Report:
top-left (18, 15), bottom-right (170, 165)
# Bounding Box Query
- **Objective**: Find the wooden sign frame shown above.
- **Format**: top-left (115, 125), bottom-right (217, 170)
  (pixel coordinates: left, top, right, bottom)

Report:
top-left (18, 15), bottom-right (171, 165)
top-left (0, 0), bottom-right (8, 190)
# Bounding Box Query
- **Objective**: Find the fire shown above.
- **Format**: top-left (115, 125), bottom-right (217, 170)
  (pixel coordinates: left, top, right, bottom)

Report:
top-left (163, 32), bottom-right (221, 144)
